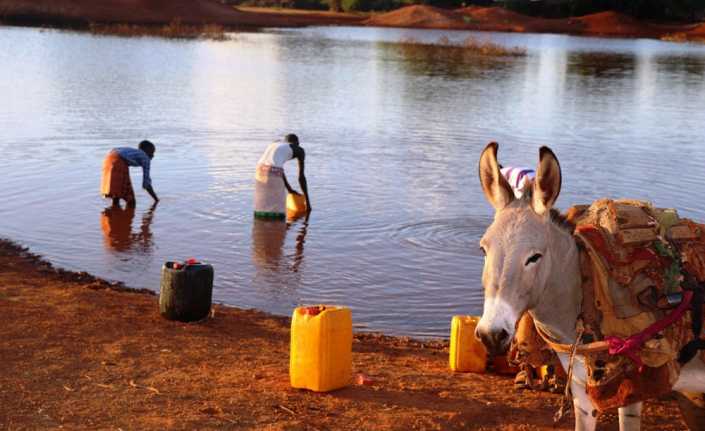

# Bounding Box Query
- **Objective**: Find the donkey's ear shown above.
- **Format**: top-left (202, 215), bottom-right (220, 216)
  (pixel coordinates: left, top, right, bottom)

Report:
top-left (478, 142), bottom-right (514, 211)
top-left (531, 146), bottom-right (562, 216)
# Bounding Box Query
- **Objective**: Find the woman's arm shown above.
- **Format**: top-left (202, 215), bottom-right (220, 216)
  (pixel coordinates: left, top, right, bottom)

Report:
top-left (296, 149), bottom-right (311, 213)
top-left (141, 158), bottom-right (158, 202)
top-left (282, 171), bottom-right (295, 194)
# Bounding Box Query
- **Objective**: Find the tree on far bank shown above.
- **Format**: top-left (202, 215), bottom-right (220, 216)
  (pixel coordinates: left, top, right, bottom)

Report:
top-left (496, 0), bottom-right (705, 21)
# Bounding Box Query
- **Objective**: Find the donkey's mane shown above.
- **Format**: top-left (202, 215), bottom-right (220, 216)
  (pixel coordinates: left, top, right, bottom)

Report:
top-left (521, 183), bottom-right (575, 234)
top-left (549, 208), bottom-right (575, 234)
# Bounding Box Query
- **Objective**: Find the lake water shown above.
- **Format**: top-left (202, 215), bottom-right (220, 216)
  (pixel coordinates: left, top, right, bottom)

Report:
top-left (1, 25), bottom-right (705, 337)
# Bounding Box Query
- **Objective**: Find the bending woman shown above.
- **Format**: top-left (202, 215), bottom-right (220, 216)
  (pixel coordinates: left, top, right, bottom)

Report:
top-left (101, 140), bottom-right (159, 208)
top-left (254, 134), bottom-right (311, 219)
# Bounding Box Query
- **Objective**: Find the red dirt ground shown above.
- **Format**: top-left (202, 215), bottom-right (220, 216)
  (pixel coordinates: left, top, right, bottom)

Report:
top-left (0, 239), bottom-right (689, 429)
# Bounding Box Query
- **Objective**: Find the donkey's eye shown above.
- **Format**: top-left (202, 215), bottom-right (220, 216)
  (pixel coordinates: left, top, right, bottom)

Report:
top-left (525, 253), bottom-right (542, 266)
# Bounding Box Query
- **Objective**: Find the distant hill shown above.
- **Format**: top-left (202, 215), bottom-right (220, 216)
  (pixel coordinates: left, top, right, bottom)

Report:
top-left (0, 0), bottom-right (310, 27)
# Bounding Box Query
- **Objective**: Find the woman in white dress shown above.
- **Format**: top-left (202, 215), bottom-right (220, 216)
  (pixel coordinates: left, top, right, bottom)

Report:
top-left (254, 134), bottom-right (311, 220)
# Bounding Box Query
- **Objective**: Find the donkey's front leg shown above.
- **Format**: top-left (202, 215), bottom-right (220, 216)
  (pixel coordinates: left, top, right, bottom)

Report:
top-left (571, 377), bottom-right (597, 431)
top-left (568, 359), bottom-right (642, 431)
top-left (557, 353), bottom-right (596, 431)
top-left (618, 402), bottom-right (642, 431)
top-left (557, 353), bottom-right (597, 431)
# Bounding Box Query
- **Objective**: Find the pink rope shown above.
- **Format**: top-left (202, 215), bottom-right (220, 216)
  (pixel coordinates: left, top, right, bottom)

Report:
top-left (605, 291), bottom-right (693, 372)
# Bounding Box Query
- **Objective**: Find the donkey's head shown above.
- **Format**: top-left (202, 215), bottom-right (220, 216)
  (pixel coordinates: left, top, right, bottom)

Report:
top-left (475, 143), bottom-right (564, 355)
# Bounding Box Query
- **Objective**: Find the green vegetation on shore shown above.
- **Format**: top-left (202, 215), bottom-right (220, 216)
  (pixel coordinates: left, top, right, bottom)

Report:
top-left (499, 0), bottom-right (705, 22)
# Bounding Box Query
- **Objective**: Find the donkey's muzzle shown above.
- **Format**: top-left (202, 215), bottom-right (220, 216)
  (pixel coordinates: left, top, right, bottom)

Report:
top-left (475, 327), bottom-right (510, 356)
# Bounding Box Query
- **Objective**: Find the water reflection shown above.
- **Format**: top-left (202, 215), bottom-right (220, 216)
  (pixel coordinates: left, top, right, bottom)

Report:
top-left (251, 219), bottom-right (288, 269)
top-left (2, 27), bottom-right (705, 336)
top-left (290, 221), bottom-right (307, 273)
top-left (100, 204), bottom-right (156, 253)
top-left (567, 52), bottom-right (636, 78)
top-left (654, 55), bottom-right (705, 78)
top-left (379, 39), bottom-right (519, 78)
top-left (251, 218), bottom-right (307, 273)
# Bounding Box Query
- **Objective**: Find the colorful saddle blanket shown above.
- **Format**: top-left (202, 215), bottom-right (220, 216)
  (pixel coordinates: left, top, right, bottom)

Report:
top-left (568, 199), bottom-right (705, 410)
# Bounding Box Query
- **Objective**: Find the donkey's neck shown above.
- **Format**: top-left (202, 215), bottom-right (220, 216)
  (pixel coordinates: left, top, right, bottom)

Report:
top-left (529, 226), bottom-right (582, 344)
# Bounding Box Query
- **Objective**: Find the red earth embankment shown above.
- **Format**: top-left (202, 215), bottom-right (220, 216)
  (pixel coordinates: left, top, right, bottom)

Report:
top-left (366, 6), bottom-right (705, 41)
top-left (457, 5), bottom-right (564, 33)
top-left (0, 0), bottom-right (365, 28)
top-left (572, 11), bottom-right (663, 37)
top-left (692, 23), bottom-right (705, 37)
top-left (661, 22), bottom-right (705, 42)
top-left (365, 5), bottom-right (467, 30)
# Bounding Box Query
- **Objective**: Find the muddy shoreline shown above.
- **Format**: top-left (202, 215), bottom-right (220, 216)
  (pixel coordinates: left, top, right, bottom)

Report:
top-left (0, 238), bottom-right (688, 429)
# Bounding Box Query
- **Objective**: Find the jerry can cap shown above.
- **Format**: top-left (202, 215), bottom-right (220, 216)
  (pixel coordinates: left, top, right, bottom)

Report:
top-left (299, 305), bottom-right (326, 316)
top-left (167, 258), bottom-right (203, 270)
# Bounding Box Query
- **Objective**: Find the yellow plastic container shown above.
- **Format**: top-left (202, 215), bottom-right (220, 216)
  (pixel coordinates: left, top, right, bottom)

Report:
top-left (290, 305), bottom-right (352, 392)
top-left (539, 363), bottom-right (566, 379)
top-left (449, 315), bottom-right (487, 373)
top-left (286, 193), bottom-right (307, 219)
top-left (539, 365), bottom-right (550, 380)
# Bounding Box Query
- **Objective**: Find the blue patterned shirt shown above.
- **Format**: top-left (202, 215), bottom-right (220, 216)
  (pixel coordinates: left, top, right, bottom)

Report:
top-left (115, 147), bottom-right (152, 189)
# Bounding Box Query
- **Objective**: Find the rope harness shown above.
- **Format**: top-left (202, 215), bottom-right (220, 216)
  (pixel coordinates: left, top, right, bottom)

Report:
top-left (554, 324), bottom-right (585, 423)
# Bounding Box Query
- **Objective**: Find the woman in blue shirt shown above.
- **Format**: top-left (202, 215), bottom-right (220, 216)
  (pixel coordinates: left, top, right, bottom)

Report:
top-left (101, 140), bottom-right (159, 208)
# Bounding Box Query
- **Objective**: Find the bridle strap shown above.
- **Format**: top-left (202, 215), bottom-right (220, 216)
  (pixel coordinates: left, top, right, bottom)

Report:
top-left (534, 322), bottom-right (609, 355)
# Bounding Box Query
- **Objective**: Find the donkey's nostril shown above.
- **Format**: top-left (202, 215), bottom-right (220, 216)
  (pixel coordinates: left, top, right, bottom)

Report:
top-left (476, 328), bottom-right (493, 350)
top-left (476, 327), bottom-right (510, 355)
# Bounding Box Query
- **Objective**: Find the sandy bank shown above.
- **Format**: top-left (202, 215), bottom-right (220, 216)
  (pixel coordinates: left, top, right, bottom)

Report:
top-left (0, 239), bottom-right (687, 429)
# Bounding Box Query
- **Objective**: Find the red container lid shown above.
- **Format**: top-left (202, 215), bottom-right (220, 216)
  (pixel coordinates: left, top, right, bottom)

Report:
top-left (170, 258), bottom-right (202, 270)
top-left (300, 305), bottom-right (325, 316)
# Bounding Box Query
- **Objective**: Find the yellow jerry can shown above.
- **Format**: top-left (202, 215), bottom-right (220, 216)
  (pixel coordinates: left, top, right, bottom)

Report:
top-left (539, 364), bottom-right (551, 380)
top-left (539, 363), bottom-right (566, 379)
top-left (286, 193), bottom-right (307, 219)
top-left (290, 305), bottom-right (352, 392)
top-left (449, 315), bottom-right (487, 373)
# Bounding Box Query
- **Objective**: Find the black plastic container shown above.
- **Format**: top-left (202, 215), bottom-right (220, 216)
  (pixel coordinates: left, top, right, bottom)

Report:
top-left (159, 261), bottom-right (214, 322)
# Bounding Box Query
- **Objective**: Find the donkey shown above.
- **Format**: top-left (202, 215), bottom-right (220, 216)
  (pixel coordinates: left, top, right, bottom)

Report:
top-left (475, 142), bottom-right (705, 430)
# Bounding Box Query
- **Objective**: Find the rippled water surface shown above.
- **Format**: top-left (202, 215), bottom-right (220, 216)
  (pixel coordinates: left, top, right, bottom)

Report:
top-left (2, 25), bottom-right (705, 337)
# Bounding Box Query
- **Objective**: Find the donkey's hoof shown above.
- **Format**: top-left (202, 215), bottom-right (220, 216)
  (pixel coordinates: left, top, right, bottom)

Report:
top-left (514, 370), bottom-right (531, 390)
